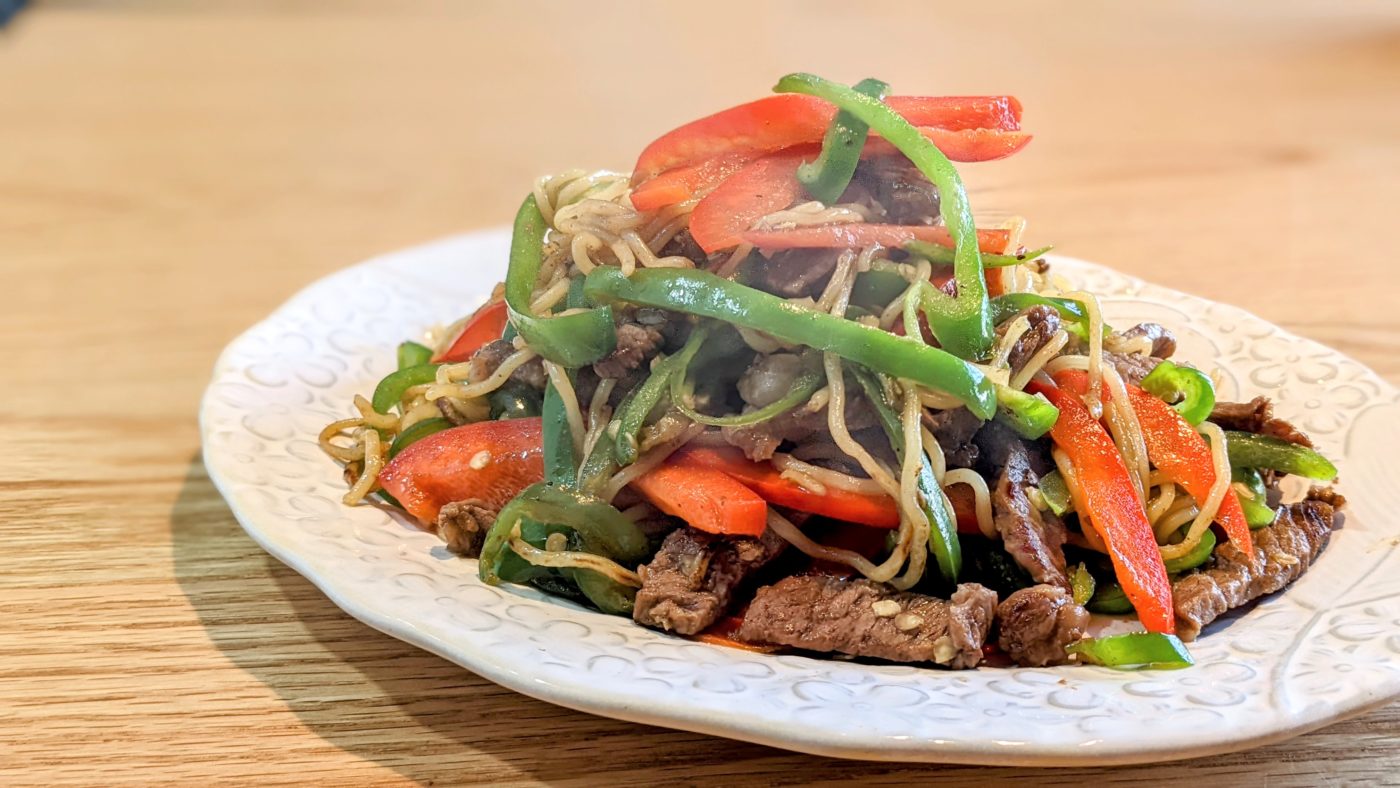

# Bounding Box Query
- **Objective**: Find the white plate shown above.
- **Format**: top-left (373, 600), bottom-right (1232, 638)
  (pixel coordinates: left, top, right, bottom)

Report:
top-left (200, 230), bottom-right (1400, 766)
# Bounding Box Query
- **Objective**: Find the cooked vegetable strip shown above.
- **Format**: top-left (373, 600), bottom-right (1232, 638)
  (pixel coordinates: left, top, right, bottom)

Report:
top-left (674, 350), bottom-right (822, 427)
top-left (584, 267), bottom-right (997, 419)
top-left (689, 149), bottom-right (808, 253)
top-left (371, 363), bottom-right (441, 415)
top-left (744, 224), bottom-right (1011, 253)
top-left (613, 326), bottom-right (709, 466)
top-left (906, 241), bottom-right (1053, 270)
top-left (386, 417), bottom-right (451, 460)
top-left (774, 72), bottom-right (994, 359)
top-left (1224, 431), bottom-right (1339, 480)
top-left (1026, 379), bottom-right (1175, 634)
top-left (541, 380), bottom-right (579, 487)
top-left (850, 364), bottom-right (961, 581)
top-left (993, 384), bottom-right (1059, 439)
top-left (1232, 467), bottom-right (1277, 528)
top-left (1140, 360), bottom-right (1216, 425)
top-left (1163, 528), bottom-right (1216, 573)
top-left (630, 463), bottom-right (769, 537)
top-left (1067, 633), bottom-right (1193, 670)
top-left (797, 78), bottom-right (888, 203)
top-left (434, 299), bottom-right (509, 363)
top-left (378, 419), bottom-right (545, 526)
top-left (504, 195), bottom-right (616, 366)
top-left (397, 341), bottom-right (433, 370)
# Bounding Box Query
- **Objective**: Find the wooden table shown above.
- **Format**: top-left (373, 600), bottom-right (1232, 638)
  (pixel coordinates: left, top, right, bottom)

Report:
top-left (4, 2), bottom-right (1398, 784)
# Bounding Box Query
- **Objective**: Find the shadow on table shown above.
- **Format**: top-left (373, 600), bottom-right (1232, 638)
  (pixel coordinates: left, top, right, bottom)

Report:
top-left (171, 455), bottom-right (1356, 786)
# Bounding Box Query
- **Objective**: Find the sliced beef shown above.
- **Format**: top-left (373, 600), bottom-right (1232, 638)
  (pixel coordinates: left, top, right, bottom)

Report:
top-left (1306, 485), bottom-right (1347, 510)
top-left (658, 229), bottom-right (707, 265)
top-left (436, 500), bottom-right (495, 557)
top-left (994, 443), bottom-right (1070, 589)
top-left (1209, 396), bottom-right (1315, 448)
top-left (722, 389), bottom-right (880, 462)
top-left (751, 248), bottom-right (845, 298)
top-left (633, 526), bottom-right (787, 635)
top-left (996, 585), bottom-right (1089, 667)
top-left (593, 320), bottom-right (665, 380)
top-left (1104, 350), bottom-right (1161, 387)
top-left (466, 339), bottom-right (547, 389)
top-left (1119, 322), bottom-right (1177, 359)
top-left (852, 156), bottom-right (940, 224)
top-left (737, 575), bottom-right (997, 667)
top-left (1001, 304), bottom-right (1062, 376)
top-left (1171, 498), bottom-right (1337, 641)
top-left (435, 397), bottom-right (477, 426)
top-left (924, 407), bottom-right (984, 468)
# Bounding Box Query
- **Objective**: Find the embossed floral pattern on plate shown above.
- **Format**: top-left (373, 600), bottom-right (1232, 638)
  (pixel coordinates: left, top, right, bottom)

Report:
top-left (200, 231), bottom-right (1400, 765)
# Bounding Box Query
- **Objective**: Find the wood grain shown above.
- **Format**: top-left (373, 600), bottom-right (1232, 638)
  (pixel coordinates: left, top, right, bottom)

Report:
top-left (2, 2), bottom-right (1398, 785)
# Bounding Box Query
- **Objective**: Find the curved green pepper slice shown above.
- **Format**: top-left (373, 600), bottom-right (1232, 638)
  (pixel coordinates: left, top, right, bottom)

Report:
top-left (397, 340), bottom-right (433, 370)
top-left (1232, 466), bottom-right (1277, 528)
top-left (1162, 528), bottom-right (1216, 573)
top-left (1067, 633), bottom-right (1194, 670)
top-left (906, 241), bottom-right (1054, 270)
top-left (386, 417), bottom-right (451, 460)
top-left (1224, 431), bottom-right (1338, 481)
top-left (371, 363), bottom-right (441, 414)
top-left (504, 194), bottom-right (615, 366)
top-left (1141, 360), bottom-right (1216, 425)
top-left (797, 77), bottom-right (888, 203)
top-left (1087, 579), bottom-right (1135, 614)
top-left (489, 382), bottom-right (543, 420)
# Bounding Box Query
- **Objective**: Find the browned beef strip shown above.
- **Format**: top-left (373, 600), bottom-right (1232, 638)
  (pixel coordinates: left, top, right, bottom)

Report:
top-left (1209, 396), bottom-right (1315, 448)
top-left (1172, 498), bottom-right (1336, 641)
top-left (466, 339), bottom-right (546, 389)
top-left (658, 229), bottom-right (707, 264)
top-left (994, 443), bottom-right (1070, 589)
top-left (751, 248), bottom-right (845, 298)
top-left (737, 575), bottom-right (996, 667)
top-left (1306, 485), bottom-right (1347, 510)
top-left (633, 526), bottom-right (787, 635)
top-left (593, 320), bottom-right (665, 380)
top-left (852, 156), bottom-right (941, 224)
top-left (436, 500), bottom-right (495, 557)
top-left (1104, 350), bottom-right (1162, 387)
top-left (1001, 304), bottom-right (1063, 377)
top-left (1119, 322), bottom-right (1177, 359)
top-left (996, 585), bottom-right (1089, 667)
top-left (924, 407), bottom-right (984, 468)
top-left (722, 390), bottom-right (880, 462)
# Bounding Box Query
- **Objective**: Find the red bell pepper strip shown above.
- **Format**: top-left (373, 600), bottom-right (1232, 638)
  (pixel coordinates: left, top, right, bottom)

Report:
top-left (742, 224), bottom-right (1011, 254)
top-left (378, 417), bottom-right (544, 526)
top-left (861, 127), bottom-right (1032, 163)
top-left (630, 152), bottom-right (759, 212)
top-left (632, 94), bottom-right (1023, 183)
top-left (1025, 380), bottom-right (1176, 634)
top-left (432, 298), bottom-right (508, 363)
top-left (688, 149), bottom-right (809, 254)
top-left (1055, 369), bottom-right (1254, 558)
top-left (669, 446), bottom-right (900, 528)
top-left (630, 461), bottom-right (769, 537)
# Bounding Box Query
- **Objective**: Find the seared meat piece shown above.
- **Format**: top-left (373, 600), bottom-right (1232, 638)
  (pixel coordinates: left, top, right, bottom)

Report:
top-left (737, 353), bottom-right (804, 408)
top-left (996, 585), bottom-right (1089, 667)
top-left (435, 397), bottom-right (477, 426)
top-left (722, 390), bottom-right (879, 462)
top-left (1000, 304), bottom-right (1062, 377)
top-left (1209, 396), bottom-right (1315, 448)
top-left (593, 320), bottom-right (665, 380)
top-left (994, 443), bottom-right (1069, 589)
top-left (1306, 485), bottom-right (1347, 510)
top-left (853, 156), bottom-right (940, 224)
top-left (658, 229), bottom-right (707, 264)
top-left (752, 248), bottom-right (845, 298)
top-left (466, 339), bottom-right (547, 389)
top-left (1172, 498), bottom-right (1337, 641)
top-left (1104, 350), bottom-right (1161, 387)
top-left (737, 575), bottom-right (997, 667)
top-left (436, 500), bottom-right (495, 557)
top-left (924, 407), bottom-right (984, 468)
top-left (634, 526), bottom-right (787, 635)
top-left (1118, 322), bottom-right (1178, 359)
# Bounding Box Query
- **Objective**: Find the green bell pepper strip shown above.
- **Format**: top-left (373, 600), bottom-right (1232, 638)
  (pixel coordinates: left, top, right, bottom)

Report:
top-left (796, 78), bottom-right (888, 204)
top-left (541, 380), bottom-right (579, 488)
top-left (1232, 466), bottom-right (1277, 528)
top-left (674, 349), bottom-right (823, 428)
top-left (1066, 633), bottom-right (1194, 670)
top-left (1162, 527), bottom-right (1216, 573)
top-left (1141, 360), bottom-right (1216, 425)
top-left (489, 382), bottom-right (543, 420)
top-left (850, 364), bottom-right (961, 582)
top-left (1038, 469), bottom-right (1072, 516)
top-left (906, 241), bottom-right (1055, 270)
top-left (1071, 563), bottom-right (1096, 607)
top-left (583, 267), bottom-right (997, 420)
top-left (371, 363), bottom-right (441, 415)
top-left (850, 269), bottom-right (910, 310)
top-left (396, 340), bottom-right (433, 370)
top-left (612, 326), bottom-right (710, 466)
top-left (386, 417), bottom-right (452, 460)
top-left (479, 483), bottom-right (649, 615)
top-left (993, 384), bottom-right (1059, 440)
top-left (775, 73), bottom-right (994, 360)
top-left (1224, 431), bottom-right (1338, 481)
top-left (504, 194), bottom-right (616, 366)
top-left (1087, 579), bottom-right (1135, 614)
